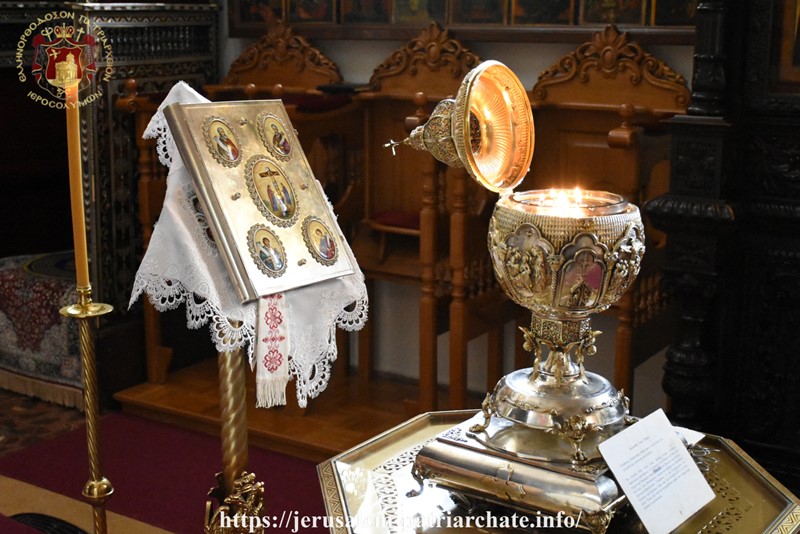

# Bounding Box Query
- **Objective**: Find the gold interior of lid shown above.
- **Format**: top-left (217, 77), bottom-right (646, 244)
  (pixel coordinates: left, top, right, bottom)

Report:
top-left (454, 60), bottom-right (535, 194)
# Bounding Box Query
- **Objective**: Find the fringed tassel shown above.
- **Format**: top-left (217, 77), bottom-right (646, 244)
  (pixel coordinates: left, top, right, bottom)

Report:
top-left (0, 369), bottom-right (85, 411)
top-left (256, 375), bottom-right (288, 408)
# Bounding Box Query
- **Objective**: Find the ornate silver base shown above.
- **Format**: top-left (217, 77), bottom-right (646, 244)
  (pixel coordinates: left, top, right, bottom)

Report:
top-left (494, 368), bottom-right (627, 431)
top-left (472, 408), bottom-right (617, 464)
top-left (487, 367), bottom-right (629, 463)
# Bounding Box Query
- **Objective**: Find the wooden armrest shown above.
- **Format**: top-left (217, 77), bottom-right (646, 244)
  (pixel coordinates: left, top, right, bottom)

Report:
top-left (608, 103), bottom-right (638, 149)
top-left (608, 103), bottom-right (676, 149)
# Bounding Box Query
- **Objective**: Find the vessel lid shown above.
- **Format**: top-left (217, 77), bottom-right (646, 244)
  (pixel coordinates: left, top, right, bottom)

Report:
top-left (453, 60), bottom-right (535, 194)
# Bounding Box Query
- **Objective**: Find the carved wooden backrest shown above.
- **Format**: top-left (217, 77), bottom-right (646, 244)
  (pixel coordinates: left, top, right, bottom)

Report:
top-left (531, 25), bottom-right (689, 115)
top-left (355, 25), bottom-right (518, 413)
top-left (368, 23), bottom-right (481, 100)
top-left (527, 25), bottom-right (690, 204)
top-left (206, 24), bottom-right (342, 99)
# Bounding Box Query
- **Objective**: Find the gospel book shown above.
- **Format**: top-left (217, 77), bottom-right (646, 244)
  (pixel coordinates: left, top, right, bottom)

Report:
top-left (164, 100), bottom-right (355, 303)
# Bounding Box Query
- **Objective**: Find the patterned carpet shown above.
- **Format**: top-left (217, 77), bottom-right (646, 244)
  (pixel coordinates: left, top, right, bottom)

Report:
top-left (0, 389), bottom-right (85, 458)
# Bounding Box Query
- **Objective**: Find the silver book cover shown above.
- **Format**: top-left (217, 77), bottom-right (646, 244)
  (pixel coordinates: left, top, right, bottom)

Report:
top-left (164, 100), bottom-right (355, 303)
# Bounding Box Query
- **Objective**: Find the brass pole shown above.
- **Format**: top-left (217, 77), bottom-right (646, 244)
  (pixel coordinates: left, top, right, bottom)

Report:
top-left (217, 345), bottom-right (249, 495)
top-left (61, 289), bottom-right (113, 533)
top-left (205, 334), bottom-right (265, 533)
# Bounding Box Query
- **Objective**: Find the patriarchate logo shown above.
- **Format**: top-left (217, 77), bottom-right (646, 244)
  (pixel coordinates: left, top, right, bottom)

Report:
top-left (32, 24), bottom-right (96, 97)
top-left (16, 11), bottom-right (113, 109)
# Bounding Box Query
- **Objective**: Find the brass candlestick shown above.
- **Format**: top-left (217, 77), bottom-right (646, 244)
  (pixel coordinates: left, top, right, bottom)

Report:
top-left (57, 74), bottom-right (114, 533)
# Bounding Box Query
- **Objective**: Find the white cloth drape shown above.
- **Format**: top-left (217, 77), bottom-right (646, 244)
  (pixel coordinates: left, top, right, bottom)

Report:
top-left (128, 82), bottom-right (368, 408)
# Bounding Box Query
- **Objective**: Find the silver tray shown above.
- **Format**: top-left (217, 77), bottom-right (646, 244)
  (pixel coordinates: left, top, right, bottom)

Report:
top-left (318, 410), bottom-right (800, 533)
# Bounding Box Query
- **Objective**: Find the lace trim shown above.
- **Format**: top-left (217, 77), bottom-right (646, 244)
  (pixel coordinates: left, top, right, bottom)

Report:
top-left (129, 269), bottom-right (366, 407)
top-left (336, 296), bottom-right (368, 331)
top-left (181, 181), bottom-right (218, 257)
top-left (288, 323), bottom-right (335, 408)
top-left (130, 272), bottom-right (255, 362)
top-left (143, 109), bottom-right (174, 168)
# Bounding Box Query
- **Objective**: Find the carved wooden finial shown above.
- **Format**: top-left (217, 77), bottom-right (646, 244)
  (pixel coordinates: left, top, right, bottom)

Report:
top-left (123, 78), bottom-right (139, 97)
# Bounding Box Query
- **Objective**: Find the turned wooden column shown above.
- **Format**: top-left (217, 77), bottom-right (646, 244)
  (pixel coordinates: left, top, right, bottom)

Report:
top-left (412, 93), bottom-right (440, 413)
top-left (645, 0), bottom-right (735, 430)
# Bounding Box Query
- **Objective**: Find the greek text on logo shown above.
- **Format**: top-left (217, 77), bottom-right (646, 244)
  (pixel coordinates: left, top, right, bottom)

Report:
top-left (16, 10), bottom-right (114, 109)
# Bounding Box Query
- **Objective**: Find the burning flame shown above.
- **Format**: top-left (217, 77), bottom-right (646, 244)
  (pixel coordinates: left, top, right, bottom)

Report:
top-left (543, 187), bottom-right (585, 208)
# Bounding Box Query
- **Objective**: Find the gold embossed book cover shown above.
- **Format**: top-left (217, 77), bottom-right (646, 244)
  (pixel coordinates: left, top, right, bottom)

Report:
top-left (164, 100), bottom-right (355, 303)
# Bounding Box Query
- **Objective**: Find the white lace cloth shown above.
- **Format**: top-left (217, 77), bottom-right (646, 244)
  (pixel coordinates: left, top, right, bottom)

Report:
top-left (129, 82), bottom-right (368, 408)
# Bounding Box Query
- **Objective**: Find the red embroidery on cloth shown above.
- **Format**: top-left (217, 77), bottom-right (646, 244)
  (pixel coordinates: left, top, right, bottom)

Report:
top-left (263, 300), bottom-right (283, 329)
top-left (263, 349), bottom-right (282, 372)
top-left (261, 295), bottom-right (285, 374)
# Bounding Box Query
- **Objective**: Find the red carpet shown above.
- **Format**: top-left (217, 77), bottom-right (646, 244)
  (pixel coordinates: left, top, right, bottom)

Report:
top-left (0, 413), bottom-right (329, 533)
top-left (0, 516), bottom-right (41, 533)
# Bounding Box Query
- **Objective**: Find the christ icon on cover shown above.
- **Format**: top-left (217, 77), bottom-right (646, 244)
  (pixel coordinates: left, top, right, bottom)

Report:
top-left (247, 156), bottom-right (299, 228)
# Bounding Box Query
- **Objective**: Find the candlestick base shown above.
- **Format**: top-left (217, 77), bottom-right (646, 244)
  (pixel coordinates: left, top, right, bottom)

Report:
top-left (59, 302), bottom-right (114, 319)
top-left (205, 471), bottom-right (265, 534)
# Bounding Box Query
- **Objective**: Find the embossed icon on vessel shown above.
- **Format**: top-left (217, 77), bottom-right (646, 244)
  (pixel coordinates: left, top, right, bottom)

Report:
top-left (248, 225), bottom-right (287, 277)
top-left (302, 216), bottom-right (338, 266)
top-left (203, 116), bottom-right (242, 167)
top-left (257, 112), bottom-right (293, 161)
top-left (245, 155), bottom-right (299, 228)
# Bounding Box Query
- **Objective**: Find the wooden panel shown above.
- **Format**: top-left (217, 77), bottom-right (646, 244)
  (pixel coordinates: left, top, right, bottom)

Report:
top-left (212, 23), bottom-right (341, 92)
top-left (531, 26), bottom-right (690, 116)
top-left (528, 109), bottom-right (639, 199)
top-left (366, 100), bottom-right (431, 220)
